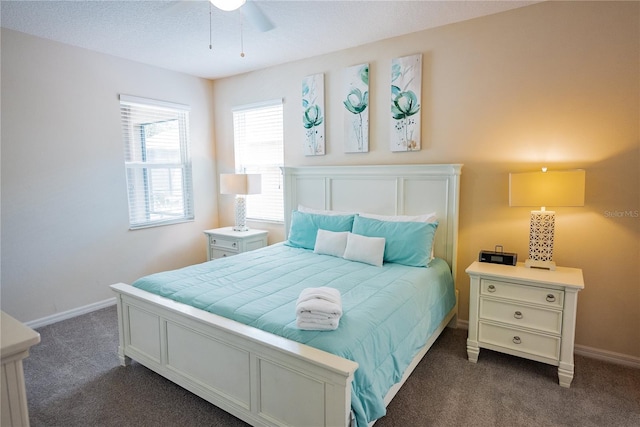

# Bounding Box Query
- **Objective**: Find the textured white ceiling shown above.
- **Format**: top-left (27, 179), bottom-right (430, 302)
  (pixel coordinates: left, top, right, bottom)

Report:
top-left (1, 0), bottom-right (541, 79)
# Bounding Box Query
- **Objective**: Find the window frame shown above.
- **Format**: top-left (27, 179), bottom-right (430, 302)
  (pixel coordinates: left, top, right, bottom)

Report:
top-left (120, 94), bottom-right (194, 230)
top-left (232, 99), bottom-right (284, 223)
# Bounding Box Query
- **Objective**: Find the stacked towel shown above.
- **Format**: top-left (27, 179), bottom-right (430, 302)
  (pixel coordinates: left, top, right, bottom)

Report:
top-left (296, 287), bottom-right (343, 331)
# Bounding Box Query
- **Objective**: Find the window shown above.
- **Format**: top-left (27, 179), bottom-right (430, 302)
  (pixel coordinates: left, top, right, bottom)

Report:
top-left (120, 95), bottom-right (194, 229)
top-left (232, 99), bottom-right (284, 222)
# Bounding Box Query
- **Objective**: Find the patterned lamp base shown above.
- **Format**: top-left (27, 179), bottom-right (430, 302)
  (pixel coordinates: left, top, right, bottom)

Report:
top-left (233, 195), bottom-right (249, 232)
top-left (525, 210), bottom-right (556, 270)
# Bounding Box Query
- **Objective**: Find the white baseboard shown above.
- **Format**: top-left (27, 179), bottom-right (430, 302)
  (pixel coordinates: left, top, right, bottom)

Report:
top-left (26, 297), bottom-right (116, 329)
top-left (453, 319), bottom-right (639, 369)
top-left (574, 344), bottom-right (640, 369)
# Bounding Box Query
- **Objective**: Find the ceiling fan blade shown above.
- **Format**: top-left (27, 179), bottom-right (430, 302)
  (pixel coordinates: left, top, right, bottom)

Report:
top-left (241, 0), bottom-right (274, 32)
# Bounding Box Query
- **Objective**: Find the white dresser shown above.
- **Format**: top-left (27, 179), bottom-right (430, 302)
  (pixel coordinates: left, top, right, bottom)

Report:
top-left (1, 311), bottom-right (40, 427)
top-left (204, 227), bottom-right (268, 260)
top-left (466, 261), bottom-right (584, 387)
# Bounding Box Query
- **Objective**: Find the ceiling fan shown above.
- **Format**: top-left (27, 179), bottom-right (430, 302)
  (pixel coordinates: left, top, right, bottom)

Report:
top-left (210, 0), bottom-right (275, 32)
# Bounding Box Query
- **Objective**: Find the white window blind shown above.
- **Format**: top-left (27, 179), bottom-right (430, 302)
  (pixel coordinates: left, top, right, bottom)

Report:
top-left (120, 95), bottom-right (194, 229)
top-left (233, 99), bottom-right (284, 222)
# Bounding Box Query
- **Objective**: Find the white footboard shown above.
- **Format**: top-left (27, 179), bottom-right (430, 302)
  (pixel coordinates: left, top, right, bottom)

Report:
top-left (111, 283), bottom-right (358, 427)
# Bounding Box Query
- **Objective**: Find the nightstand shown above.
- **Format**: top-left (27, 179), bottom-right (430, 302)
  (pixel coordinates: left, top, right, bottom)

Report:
top-left (204, 227), bottom-right (268, 260)
top-left (466, 261), bottom-right (584, 387)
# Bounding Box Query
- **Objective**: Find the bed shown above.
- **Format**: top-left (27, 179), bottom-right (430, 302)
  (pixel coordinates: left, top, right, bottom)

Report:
top-left (111, 163), bottom-right (462, 427)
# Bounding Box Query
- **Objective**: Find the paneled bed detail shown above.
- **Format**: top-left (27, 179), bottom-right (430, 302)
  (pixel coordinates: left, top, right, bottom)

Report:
top-left (111, 164), bottom-right (462, 427)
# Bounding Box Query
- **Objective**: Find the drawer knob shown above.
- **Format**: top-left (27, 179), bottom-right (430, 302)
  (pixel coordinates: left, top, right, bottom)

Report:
top-left (514, 311), bottom-right (523, 319)
top-left (546, 294), bottom-right (556, 303)
top-left (487, 285), bottom-right (496, 293)
top-left (512, 336), bottom-right (522, 345)
top-left (222, 253), bottom-right (227, 257)
top-left (213, 239), bottom-right (216, 244)
top-left (232, 242), bottom-right (237, 247)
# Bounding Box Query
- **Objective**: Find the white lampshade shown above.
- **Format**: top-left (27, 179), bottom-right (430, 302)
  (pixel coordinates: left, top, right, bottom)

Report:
top-left (509, 169), bottom-right (585, 270)
top-left (220, 173), bottom-right (262, 195)
top-left (220, 173), bottom-right (261, 232)
top-left (210, 0), bottom-right (246, 12)
top-left (509, 170), bottom-right (585, 208)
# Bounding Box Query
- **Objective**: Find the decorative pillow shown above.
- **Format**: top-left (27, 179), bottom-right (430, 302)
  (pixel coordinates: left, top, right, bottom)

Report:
top-left (342, 233), bottom-right (385, 267)
top-left (359, 211), bottom-right (437, 223)
top-left (351, 215), bottom-right (438, 267)
top-left (314, 229), bottom-right (349, 258)
top-left (358, 212), bottom-right (438, 259)
top-left (298, 205), bottom-right (355, 216)
top-left (286, 211), bottom-right (355, 250)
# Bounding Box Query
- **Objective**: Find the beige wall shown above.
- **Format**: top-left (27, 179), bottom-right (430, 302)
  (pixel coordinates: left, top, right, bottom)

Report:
top-left (213, 1), bottom-right (639, 358)
top-left (1, 29), bottom-right (217, 322)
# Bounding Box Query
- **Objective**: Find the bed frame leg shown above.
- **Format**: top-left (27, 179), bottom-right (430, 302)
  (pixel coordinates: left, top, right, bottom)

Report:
top-left (114, 291), bottom-right (131, 367)
top-left (446, 289), bottom-right (459, 329)
top-left (118, 348), bottom-right (131, 366)
top-left (446, 312), bottom-right (458, 329)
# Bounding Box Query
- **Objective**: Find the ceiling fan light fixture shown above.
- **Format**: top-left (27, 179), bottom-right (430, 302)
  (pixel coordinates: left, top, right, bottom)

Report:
top-left (210, 0), bottom-right (246, 12)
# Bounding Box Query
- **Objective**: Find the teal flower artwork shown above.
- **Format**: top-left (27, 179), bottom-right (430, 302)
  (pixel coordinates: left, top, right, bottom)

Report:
top-left (344, 88), bottom-right (368, 115)
top-left (302, 74), bottom-right (325, 156)
top-left (390, 54), bottom-right (422, 151)
top-left (303, 104), bottom-right (323, 129)
top-left (343, 63), bottom-right (369, 153)
top-left (391, 88), bottom-right (420, 120)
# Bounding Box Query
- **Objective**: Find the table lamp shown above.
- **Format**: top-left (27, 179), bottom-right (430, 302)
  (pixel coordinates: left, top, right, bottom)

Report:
top-left (509, 168), bottom-right (585, 270)
top-left (220, 173), bottom-right (262, 231)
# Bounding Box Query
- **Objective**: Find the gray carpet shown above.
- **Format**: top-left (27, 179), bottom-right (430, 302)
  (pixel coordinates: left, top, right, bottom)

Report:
top-left (23, 306), bottom-right (640, 427)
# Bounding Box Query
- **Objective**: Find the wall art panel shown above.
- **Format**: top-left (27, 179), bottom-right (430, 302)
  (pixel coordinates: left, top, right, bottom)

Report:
top-left (302, 73), bottom-right (325, 156)
top-left (343, 64), bottom-right (369, 153)
top-left (390, 54), bottom-right (422, 152)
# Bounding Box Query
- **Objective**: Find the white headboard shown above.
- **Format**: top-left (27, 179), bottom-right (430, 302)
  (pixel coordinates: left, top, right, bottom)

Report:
top-left (282, 164), bottom-right (462, 279)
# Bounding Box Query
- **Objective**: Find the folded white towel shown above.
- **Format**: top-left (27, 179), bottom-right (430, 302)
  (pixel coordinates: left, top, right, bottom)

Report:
top-left (297, 311), bottom-right (340, 321)
top-left (296, 298), bottom-right (343, 318)
top-left (296, 316), bottom-right (340, 331)
top-left (297, 287), bottom-right (342, 307)
top-left (296, 287), bottom-right (343, 331)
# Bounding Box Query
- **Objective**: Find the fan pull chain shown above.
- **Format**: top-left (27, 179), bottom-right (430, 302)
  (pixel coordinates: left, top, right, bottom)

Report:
top-left (240, 13), bottom-right (245, 57)
top-left (209, 2), bottom-right (213, 50)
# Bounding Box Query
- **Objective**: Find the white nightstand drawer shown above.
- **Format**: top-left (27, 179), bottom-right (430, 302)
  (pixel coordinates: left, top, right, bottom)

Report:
top-left (245, 240), bottom-right (265, 252)
top-left (210, 249), bottom-right (236, 259)
top-left (479, 322), bottom-right (561, 361)
top-left (204, 227), bottom-right (268, 262)
top-left (481, 279), bottom-right (564, 309)
top-left (479, 298), bottom-right (563, 334)
top-left (211, 237), bottom-right (239, 251)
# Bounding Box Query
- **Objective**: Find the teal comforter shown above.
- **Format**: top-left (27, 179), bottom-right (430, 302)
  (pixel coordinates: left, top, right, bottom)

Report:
top-left (132, 244), bottom-right (455, 426)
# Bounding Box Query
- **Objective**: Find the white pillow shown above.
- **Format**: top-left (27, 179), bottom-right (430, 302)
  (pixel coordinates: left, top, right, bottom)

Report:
top-left (314, 229), bottom-right (349, 257)
top-left (298, 205), bottom-right (355, 216)
top-left (343, 233), bottom-right (385, 267)
top-left (359, 211), bottom-right (437, 223)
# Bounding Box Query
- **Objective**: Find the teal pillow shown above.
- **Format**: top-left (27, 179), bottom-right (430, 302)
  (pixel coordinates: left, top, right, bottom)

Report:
top-left (286, 211), bottom-right (355, 250)
top-left (351, 215), bottom-right (438, 267)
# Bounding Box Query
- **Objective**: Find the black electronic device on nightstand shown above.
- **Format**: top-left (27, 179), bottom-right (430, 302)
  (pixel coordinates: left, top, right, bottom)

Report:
top-left (479, 245), bottom-right (517, 266)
